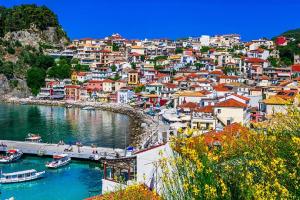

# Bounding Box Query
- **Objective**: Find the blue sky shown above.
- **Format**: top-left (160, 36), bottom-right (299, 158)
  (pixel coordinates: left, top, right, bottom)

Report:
top-left (1, 0), bottom-right (300, 41)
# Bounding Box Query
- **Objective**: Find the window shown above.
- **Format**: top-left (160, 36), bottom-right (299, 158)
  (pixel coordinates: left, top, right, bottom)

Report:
top-left (217, 109), bottom-right (221, 114)
top-left (227, 120), bottom-right (231, 125)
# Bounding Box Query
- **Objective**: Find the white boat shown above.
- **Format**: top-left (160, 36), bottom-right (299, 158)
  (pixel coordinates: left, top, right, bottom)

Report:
top-left (81, 106), bottom-right (95, 110)
top-left (0, 169), bottom-right (45, 184)
top-left (0, 149), bottom-right (23, 163)
top-left (66, 104), bottom-right (73, 108)
top-left (25, 133), bottom-right (42, 143)
top-left (46, 154), bottom-right (71, 169)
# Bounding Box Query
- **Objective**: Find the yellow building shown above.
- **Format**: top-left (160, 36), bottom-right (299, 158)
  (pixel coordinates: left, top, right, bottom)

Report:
top-left (71, 71), bottom-right (78, 84)
top-left (128, 70), bottom-right (139, 85)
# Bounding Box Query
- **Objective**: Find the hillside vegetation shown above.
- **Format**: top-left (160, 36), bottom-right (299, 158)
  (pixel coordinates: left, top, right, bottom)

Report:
top-left (0, 4), bottom-right (70, 96)
top-left (0, 4), bottom-right (66, 38)
top-left (276, 28), bottom-right (300, 66)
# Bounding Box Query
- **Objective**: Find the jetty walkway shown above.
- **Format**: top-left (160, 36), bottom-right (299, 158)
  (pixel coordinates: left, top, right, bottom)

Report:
top-left (0, 140), bottom-right (125, 160)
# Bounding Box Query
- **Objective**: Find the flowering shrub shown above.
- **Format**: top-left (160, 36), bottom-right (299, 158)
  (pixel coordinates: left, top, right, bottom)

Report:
top-left (160, 108), bottom-right (300, 199)
top-left (91, 184), bottom-right (161, 200)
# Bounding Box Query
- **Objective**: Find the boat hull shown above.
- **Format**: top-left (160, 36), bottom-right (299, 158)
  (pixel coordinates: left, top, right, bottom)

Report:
top-left (46, 158), bottom-right (71, 169)
top-left (0, 152), bottom-right (23, 163)
top-left (0, 171), bottom-right (45, 184)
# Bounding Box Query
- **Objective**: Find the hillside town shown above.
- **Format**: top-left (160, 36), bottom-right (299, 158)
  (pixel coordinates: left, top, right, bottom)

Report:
top-left (37, 33), bottom-right (300, 132)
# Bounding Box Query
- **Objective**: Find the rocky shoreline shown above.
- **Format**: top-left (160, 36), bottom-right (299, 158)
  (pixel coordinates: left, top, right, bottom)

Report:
top-left (1, 97), bottom-right (158, 149)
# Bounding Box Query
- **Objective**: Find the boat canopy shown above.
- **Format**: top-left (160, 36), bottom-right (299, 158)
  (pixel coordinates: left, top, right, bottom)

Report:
top-left (2, 169), bottom-right (37, 176)
top-left (7, 149), bottom-right (18, 154)
top-left (53, 154), bottom-right (68, 159)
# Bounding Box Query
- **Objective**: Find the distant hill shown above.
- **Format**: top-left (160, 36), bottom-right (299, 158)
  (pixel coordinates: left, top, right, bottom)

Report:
top-left (274, 28), bottom-right (300, 66)
top-left (0, 4), bottom-right (70, 97)
top-left (281, 28), bottom-right (300, 40)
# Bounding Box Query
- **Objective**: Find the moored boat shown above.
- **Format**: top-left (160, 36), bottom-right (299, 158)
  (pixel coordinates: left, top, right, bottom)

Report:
top-left (81, 106), bottom-right (95, 111)
top-left (0, 169), bottom-right (45, 184)
top-left (25, 133), bottom-right (42, 143)
top-left (0, 149), bottom-right (23, 163)
top-left (66, 104), bottom-right (73, 108)
top-left (46, 154), bottom-right (71, 169)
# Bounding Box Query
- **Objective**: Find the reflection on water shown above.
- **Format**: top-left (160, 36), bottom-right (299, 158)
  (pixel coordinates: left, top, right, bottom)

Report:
top-left (0, 104), bottom-right (130, 148)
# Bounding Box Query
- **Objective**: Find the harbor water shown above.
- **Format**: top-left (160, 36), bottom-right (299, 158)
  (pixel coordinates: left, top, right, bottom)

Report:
top-left (0, 155), bottom-right (102, 200)
top-left (0, 103), bottom-right (132, 199)
top-left (0, 103), bottom-right (130, 148)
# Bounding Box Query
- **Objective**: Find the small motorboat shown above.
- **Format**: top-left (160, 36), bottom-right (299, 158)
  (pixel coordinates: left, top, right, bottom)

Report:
top-left (25, 133), bottom-right (42, 143)
top-left (66, 104), bottom-right (73, 108)
top-left (46, 154), bottom-right (71, 169)
top-left (81, 106), bottom-right (95, 111)
top-left (0, 149), bottom-right (23, 163)
top-left (0, 169), bottom-right (45, 184)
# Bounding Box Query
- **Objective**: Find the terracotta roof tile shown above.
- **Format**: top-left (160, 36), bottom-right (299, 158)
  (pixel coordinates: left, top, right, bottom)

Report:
top-left (215, 99), bottom-right (247, 108)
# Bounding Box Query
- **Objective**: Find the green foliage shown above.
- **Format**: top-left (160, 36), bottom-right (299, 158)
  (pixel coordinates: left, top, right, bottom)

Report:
top-left (110, 65), bottom-right (117, 72)
top-left (276, 28), bottom-right (300, 66)
top-left (9, 79), bottom-right (18, 88)
top-left (34, 55), bottom-right (55, 70)
top-left (112, 43), bottom-right (119, 51)
top-left (223, 66), bottom-right (236, 75)
top-left (134, 85), bottom-right (145, 93)
top-left (131, 63), bottom-right (137, 70)
top-left (154, 65), bottom-right (163, 70)
top-left (110, 74), bottom-right (121, 81)
top-left (0, 61), bottom-right (14, 79)
top-left (6, 46), bottom-right (15, 54)
top-left (74, 64), bottom-right (89, 72)
top-left (0, 4), bottom-right (67, 42)
top-left (268, 56), bottom-right (279, 67)
top-left (1, 5), bottom-right (58, 35)
top-left (175, 48), bottom-right (183, 54)
top-left (26, 67), bottom-right (46, 95)
top-left (47, 57), bottom-right (71, 79)
top-left (200, 46), bottom-right (210, 53)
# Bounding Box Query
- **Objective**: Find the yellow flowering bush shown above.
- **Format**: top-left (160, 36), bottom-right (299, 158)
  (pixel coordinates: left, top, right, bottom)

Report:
top-left (90, 184), bottom-right (161, 200)
top-left (160, 108), bottom-right (300, 199)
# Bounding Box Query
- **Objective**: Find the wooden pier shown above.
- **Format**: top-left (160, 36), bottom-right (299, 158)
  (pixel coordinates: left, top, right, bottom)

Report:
top-left (0, 140), bottom-right (125, 160)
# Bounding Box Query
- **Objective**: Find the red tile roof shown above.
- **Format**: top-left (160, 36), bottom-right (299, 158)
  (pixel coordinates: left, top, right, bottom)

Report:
top-left (219, 75), bottom-right (238, 80)
top-left (209, 70), bottom-right (224, 75)
top-left (213, 84), bottom-right (230, 92)
top-left (103, 79), bottom-right (114, 83)
top-left (178, 102), bottom-right (199, 109)
top-left (291, 64), bottom-right (300, 72)
top-left (65, 85), bottom-right (80, 89)
top-left (232, 94), bottom-right (250, 101)
top-left (244, 57), bottom-right (266, 63)
top-left (194, 105), bottom-right (214, 113)
top-left (215, 99), bottom-right (247, 108)
top-left (204, 123), bottom-right (249, 146)
top-left (164, 83), bottom-right (177, 88)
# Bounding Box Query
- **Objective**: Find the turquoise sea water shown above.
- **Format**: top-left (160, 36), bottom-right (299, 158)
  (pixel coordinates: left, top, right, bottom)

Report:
top-left (0, 103), bottom-right (131, 199)
top-left (0, 103), bottom-right (130, 148)
top-left (0, 156), bottom-right (102, 200)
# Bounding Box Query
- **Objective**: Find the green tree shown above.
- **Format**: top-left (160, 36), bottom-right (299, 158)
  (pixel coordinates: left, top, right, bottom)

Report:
top-left (47, 58), bottom-right (71, 79)
top-left (110, 65), bottom-right (117, 72)
top-left (34, 55), bottom-right (55, 70)
top-left (134, 85), bottom-right (145, 93)
top-left (131, 63), bottom-right (136, 70)
top-left (175, 48), bottom-right (183, 54)
top-left (74, 64), bottom-right (89, 72)
top-left (200, 46), bottom-right (210, 53)
top-left (0, 61), bottom-right (14, 79)
top-left (268, 56), bottom-right (279, 67)
top-left (26, 67), bottom-right (46, 95)
top-left (112, 43), bottom-right (119, 51)
top-left (6, 46), bottom-right (15, 54)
